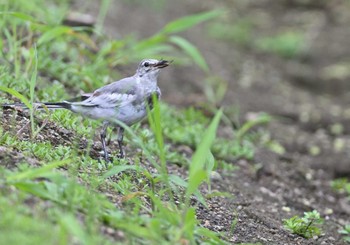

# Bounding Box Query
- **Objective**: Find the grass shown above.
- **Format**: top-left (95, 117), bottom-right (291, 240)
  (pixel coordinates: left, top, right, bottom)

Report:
top-left (208, 19), bottom-right (253, 46)
top-left (339, 224), bottom-right (350, 243)
top-left (331, 178), bottom-right (350, 197)
top-left (254, 31), bottom-right (304, 58)
top-left (0, 1), bottom-right (278, 244)
top-left (208, 16), bottom-right (304, 58)
top-left (283, 210), bottom-right (324, 239)
top-left (331, 177), bottom-right (350, 243)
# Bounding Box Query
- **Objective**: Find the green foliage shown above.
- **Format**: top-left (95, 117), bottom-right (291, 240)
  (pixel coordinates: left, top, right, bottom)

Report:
top-left (0, 132), bottom-right (72, 162)
top-left (208, 16), bottom-right (304, 58)
top-left (331, 178), bottom-right (350, 196)
top-left (0, 196), bottom-right (63, 245)
top-left (1, 158), bottom-right (116, 245)
top-left (1, 5), bottom-right (220, 98)
top-left (203, 76), bottom-right (228, 106)
top-left (213, 138), bottom-right (255, 160)
top-left (0, 86), bottom-right (32, 109)
top-left (161, 105), bottom-right (278, 160)
top-left (0, 0), bottom-right (278, 243)
top-left (255, 31), bottom-right (304, 58)
top-left (6, 159), bottom-right (69, 182)
top-left (235, 113), bottom-right (271, 142)
top-left (283, 210), bottom-right (324, 239)
top-left (162, 105), bottom-right (209, 146)
top-left (48, 109), bottom-right (99, 136)
top-left (128, 10), bottom-right (222, 70)
top-left (208, 19), bottom-right (253, 46)
top-left (147, 95), bottom-right (167, 167)
top-left (169, 35), bottom-right (209, 72)
top-left (186, 109), bottom-right (222, 200)
top-left (339, 224), bottom-right (350, 243)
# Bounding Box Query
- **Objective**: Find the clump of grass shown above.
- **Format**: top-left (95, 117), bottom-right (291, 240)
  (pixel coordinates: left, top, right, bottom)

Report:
top-left (161, 104), bottom-right (244, 159)
top-left (207, 15), bottom-right (304, 59)
top-left (0, 0), bottom-right (284, 243)
top-left (283, 210), bottom-right (324, 239)
top-left (208, 19), bottom-right (253, 46)
top-left (0, 1), bottom-right (233, 243)
top-left (254, 31), bottom-right (304, 58)
top-left (339, 224), bottom-right (350, 243)
top-left (331, 178), bottom-right (350, 196)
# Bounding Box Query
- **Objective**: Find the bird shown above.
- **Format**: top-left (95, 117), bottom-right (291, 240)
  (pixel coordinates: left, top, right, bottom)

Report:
top-left (1, 59), bottom-right (171, 161)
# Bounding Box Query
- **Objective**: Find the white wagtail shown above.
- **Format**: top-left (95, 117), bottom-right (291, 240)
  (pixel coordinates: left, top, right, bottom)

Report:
top-left (2, 59), bottom-right (170, 160)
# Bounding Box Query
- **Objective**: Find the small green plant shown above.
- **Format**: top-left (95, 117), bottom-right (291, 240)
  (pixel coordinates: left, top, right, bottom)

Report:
top-left (283, 210), bottom-right (323, 238)
top-left (331, 178), bottom-right (350, 196)
top-left (339, 224), bottom-right (350, 243)
top-left (255, 31), bottom-right (304, 58)
top-left (208, 19), bottom-right (253, 46)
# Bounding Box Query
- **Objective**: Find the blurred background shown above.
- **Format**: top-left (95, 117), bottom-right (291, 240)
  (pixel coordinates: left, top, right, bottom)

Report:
top-left (68, 0), bottom-right (350, 116)
top-left (70, 0), bottom-right (350, 176)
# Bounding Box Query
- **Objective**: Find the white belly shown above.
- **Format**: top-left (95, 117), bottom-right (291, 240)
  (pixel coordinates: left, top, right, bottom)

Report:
top-left (71, 103), bottom-right (148, 126)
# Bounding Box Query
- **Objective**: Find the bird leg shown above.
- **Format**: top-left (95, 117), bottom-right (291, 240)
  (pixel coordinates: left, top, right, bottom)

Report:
top-left (100, 122), bottom-right (109, 161)
top-left (117, 127), bottom-right (125, 158)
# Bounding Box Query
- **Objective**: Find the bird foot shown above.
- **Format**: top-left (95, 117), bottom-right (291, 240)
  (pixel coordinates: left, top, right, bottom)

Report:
top-left (117, 151), bottom-right (125, 159)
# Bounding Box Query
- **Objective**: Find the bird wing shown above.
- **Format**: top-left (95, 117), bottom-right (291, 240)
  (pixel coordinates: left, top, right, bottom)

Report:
top-left (70, 76), bottom-right (139, 108)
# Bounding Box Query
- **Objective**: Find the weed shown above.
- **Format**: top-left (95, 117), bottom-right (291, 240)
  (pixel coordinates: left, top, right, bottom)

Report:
top-left (208, 19), bottom-right (253, 46)
top-left (283, 210), bottom-right (324, 239)
top-left (331, 178), bottom-right (350, 196)
top-left (339, 224), bottom-right (350, 243)
top-left (254, 31), bottom-right (304, 58)
top-left (0, 0), bottom-right (278, 243)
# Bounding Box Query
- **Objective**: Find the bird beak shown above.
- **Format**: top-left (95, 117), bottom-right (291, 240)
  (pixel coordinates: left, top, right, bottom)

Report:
top-left (154, 60), bottom-right (171, 68)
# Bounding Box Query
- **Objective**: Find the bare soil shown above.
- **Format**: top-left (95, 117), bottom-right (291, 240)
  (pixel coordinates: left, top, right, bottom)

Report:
top-left (94, 1), bottom-right (350, 243)
top-left (97, 1), bottom-right (350, 244)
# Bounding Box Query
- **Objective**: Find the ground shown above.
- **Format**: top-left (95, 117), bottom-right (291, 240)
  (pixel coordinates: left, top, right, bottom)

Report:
top-left (1, 0), bottom-right (350, 244)
top-left (90, 0), bottom-right (350, 243)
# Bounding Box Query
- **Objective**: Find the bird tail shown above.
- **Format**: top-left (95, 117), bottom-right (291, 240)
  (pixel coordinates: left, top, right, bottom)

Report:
top-left (1, 102), bottom-right (71, 110)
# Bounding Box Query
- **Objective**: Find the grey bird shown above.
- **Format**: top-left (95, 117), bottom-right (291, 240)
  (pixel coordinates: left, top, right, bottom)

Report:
top-left (2, 59), bottom-right (170, 160)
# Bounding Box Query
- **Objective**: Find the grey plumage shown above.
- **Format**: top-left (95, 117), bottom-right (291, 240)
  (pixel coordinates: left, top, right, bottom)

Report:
top-left (2, 59), bottom-right (170, 160)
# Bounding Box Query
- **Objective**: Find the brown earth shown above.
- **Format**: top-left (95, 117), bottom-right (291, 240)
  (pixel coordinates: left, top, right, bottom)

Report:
top-left (84, 1), bottom-right (350, 244)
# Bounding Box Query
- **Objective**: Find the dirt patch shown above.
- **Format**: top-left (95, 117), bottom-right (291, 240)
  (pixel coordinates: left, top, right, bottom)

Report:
top-left (85, 0), bottom-right (350, 243)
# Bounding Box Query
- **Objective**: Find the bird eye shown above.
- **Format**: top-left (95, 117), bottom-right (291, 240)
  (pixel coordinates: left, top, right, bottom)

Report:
top-left (144, 62), bottom-right (149, 67)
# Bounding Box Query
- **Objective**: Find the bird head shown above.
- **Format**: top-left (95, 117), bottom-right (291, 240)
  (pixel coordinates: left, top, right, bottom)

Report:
top-left (136, 59), bottom-right (171, 78)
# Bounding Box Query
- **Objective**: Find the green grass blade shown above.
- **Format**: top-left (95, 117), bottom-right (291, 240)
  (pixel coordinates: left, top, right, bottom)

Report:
top-left (235, 113), bottom-right (272, 142)
top-left (59, 214), bottom-right (88, 245)
top-left (102, 165), bottom-right (140, 179)
top-left (169, 174), bottom-right (188, 188)
top-left (195, 227), bottom-right (227, 244)
top-left (37, 26), bottom-right (72, 45)
top-left (95, 0), bottom-right (111, 34)
top-left (147, 95), bottom-right (166, 166)
top-left (170, 35), bottom-right (209, 72)
top-left (0, 11), bottom-right (37, 23)
top-left (162, 10), bottom-right (223, 34)
top-left (12, 181), bottom-right (60, 202)
top-left (30, 46), bottom-right (38, 136)
top-left (0, 86), bottom-right (32, 109)
top-left (132, 34), bottom-right (167, 52)
top-left (183, 207), bottom-right (196, 241)
top-left (6, 159), bottom-right (70, 182)
top-left (186, 109), bottom-right (222, 199)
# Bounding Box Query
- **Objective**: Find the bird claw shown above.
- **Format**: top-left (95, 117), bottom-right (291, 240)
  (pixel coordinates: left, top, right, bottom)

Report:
top-left (104, 156), bottom-right (110, 162)
top-left (117, 150), bottom-right (125, 159)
